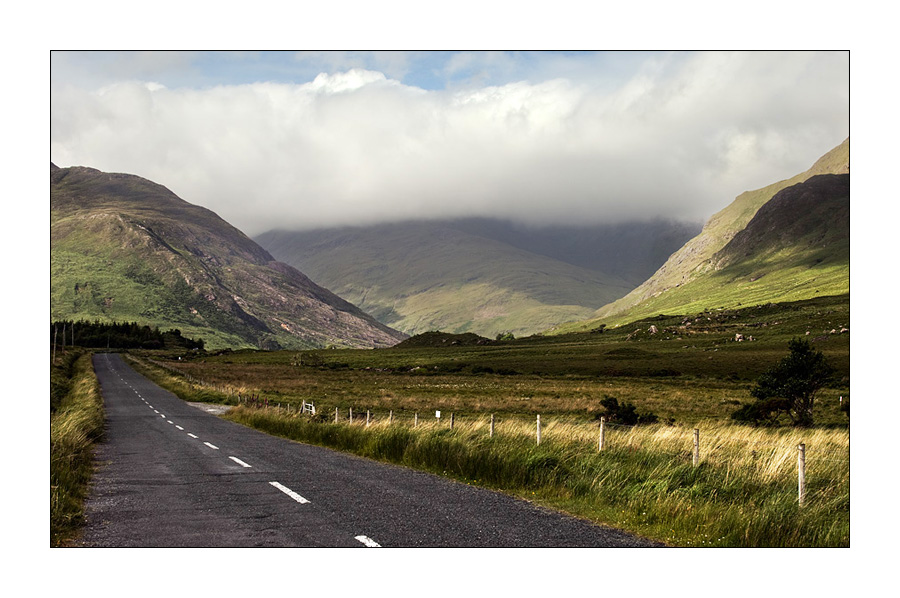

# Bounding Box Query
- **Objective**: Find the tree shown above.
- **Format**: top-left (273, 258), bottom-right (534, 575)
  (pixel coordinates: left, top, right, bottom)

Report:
top-left (733, 338), bottom-right (835, 427)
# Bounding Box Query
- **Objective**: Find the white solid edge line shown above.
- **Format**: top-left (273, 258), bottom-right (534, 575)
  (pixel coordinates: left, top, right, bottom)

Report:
top-left (228, 456), bottom-right (252, 468)
top-left (355, 535), bottom-right (381, 547)
top-left (269, 481), bottom-right (309, 504)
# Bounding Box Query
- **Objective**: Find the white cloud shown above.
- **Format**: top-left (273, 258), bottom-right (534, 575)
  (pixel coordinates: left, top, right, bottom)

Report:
top-left (50, 51), bottom-right (849, 236)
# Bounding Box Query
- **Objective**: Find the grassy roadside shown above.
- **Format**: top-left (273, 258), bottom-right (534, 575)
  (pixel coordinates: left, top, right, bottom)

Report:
top-left (222, 407), bottom-right (849, 547)
top-left (50, 351), bottom-right (104, 546)
top-left (129, 355), bottom-right (848, 547)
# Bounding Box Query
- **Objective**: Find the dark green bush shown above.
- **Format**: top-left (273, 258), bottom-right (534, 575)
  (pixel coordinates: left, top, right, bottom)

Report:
top-left (599, 395), bottom-right (659, 425)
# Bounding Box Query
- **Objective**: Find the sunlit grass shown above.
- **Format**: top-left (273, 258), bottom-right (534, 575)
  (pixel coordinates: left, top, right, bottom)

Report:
top-left (217, 402), bottom-right (848, 547)
top-left (50, 352), bottom-right (104, 546)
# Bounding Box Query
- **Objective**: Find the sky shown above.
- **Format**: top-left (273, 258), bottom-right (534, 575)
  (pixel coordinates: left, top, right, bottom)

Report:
top-left (51, 51), bottom-right (849, 236)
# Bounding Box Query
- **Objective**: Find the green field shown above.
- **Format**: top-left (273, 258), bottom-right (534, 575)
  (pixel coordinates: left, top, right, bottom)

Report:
top-left (142, 294), bottom-right (848, 424)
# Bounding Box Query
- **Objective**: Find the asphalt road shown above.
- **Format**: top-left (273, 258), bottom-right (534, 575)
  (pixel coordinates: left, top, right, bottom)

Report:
top-left (80, 353), bottom-right (661, 547)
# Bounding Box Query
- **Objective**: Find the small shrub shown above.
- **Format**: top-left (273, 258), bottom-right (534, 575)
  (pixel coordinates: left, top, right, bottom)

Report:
top-left (599, 395), bottom-right (659, 425)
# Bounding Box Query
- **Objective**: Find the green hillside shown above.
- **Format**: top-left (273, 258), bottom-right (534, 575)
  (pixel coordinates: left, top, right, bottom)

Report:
top-left (552, 138), bottom-right (850, 333)
top-left (256, 222), bottom-right (639, 338)
top-left (50, 164), bottom-right (406, 350)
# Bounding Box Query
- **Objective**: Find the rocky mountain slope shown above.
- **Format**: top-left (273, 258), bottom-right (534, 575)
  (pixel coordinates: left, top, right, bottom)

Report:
top-left (553, 137), bottom-right (850, 333)
top-left (50, 164), bottom-right (406, 350)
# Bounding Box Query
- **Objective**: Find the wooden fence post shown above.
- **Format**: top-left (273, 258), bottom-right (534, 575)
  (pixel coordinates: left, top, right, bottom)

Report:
top-left (599, 416), bottom-right (606, 452)
top-left (536, 414), bottom-right (541, 445)
top-left (390, 410), bottom-right (393, 424)
top-left (450, 413), bottom-right (455, 429)
top-left (693, 429), bottom-right (700, 467)
top-left (490, 413), bottom-right (495, 438)
top-left (798, 443), bottom-right (806, 507)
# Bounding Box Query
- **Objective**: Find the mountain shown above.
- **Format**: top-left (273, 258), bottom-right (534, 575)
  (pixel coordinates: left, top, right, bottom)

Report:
top-left (255, 219), bottom-right (698, 338)
top-left (447, 218), bottom-right (702, 284)
top-left (50, 164), bottom-right (406, 350)
top-left (552, 137), bottom-right (850, 333)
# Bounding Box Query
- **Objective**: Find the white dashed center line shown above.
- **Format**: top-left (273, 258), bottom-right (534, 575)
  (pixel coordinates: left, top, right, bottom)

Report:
top-left (269, 481), bottom-right (309, 504)
top-left (203, 442), bottom-right (219, 450)
top-left (175, 425), bottom-right (184, 430)
top-left (188, 433), bottom-right (198, 439)
top-left (355, 535), bottom-right (381, 547)
top-left (228, 456), bottom-right (252, 468)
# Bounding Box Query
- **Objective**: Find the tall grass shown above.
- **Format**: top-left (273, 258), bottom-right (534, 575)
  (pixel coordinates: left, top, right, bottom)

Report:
top-left (129, 352), bottom-right (849, 547)
top-left (224, 406), bottom-right (849, 547)
top-left (50, 352), bottom-right (104, 546)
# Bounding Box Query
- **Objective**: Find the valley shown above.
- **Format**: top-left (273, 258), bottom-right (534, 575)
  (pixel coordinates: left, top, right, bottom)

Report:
top-left (134, 293), bottom-right (850, 426)
top-left (256, 219), bottom-right (699, 338)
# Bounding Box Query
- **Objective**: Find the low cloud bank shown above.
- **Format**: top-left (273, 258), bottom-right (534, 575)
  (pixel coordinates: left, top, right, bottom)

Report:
top-left (51, 52), bottom-right (849, 236)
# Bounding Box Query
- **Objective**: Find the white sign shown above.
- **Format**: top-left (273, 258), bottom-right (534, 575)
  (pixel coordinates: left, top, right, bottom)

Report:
top-left (435, 410), bottom-right (441, 419)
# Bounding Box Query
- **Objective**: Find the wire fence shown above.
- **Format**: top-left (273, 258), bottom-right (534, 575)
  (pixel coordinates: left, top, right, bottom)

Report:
top-left (141, 355), bottom-right (849, 505)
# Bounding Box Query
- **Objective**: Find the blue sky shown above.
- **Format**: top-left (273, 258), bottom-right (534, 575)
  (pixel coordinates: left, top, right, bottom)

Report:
top-left (51, 50), bottom-right (849, 235)
top-left (52, 51), bottom-right (657, 92)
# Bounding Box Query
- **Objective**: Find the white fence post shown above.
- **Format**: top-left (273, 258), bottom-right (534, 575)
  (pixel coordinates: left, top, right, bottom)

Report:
top-left (414, 413), bottom-right (418, 428)
top-left (798, 443), bottom-right (806, 507)
top-left (599, 416), bottom-right (606, 452)
top-left (536, 414), bottom-right (541, 445)
top-left (693, 429), bottom-right (700, 467)
top-left (335, 406), bottom-right (339, 424)
top-left (349, 408), bottom-right (353, 424)
top-left (367, 410), bottom-right (371, 427)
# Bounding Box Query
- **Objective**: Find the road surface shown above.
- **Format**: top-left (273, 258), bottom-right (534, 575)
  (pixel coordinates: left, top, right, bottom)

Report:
top-left (80, 353), bottom-right (661, 547)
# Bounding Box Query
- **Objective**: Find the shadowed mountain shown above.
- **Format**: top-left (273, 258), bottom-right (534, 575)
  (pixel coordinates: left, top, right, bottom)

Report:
top-left (553, 137), bottom-right (850, 333)
top-left (50, 164), bottom-right (406, 350)
top-left (256, 219), bottom-right (697, 338)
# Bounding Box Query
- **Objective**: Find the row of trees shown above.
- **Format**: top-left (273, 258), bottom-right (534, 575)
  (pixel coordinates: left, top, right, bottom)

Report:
top-left (51, 319), bottom-right (204, 350)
